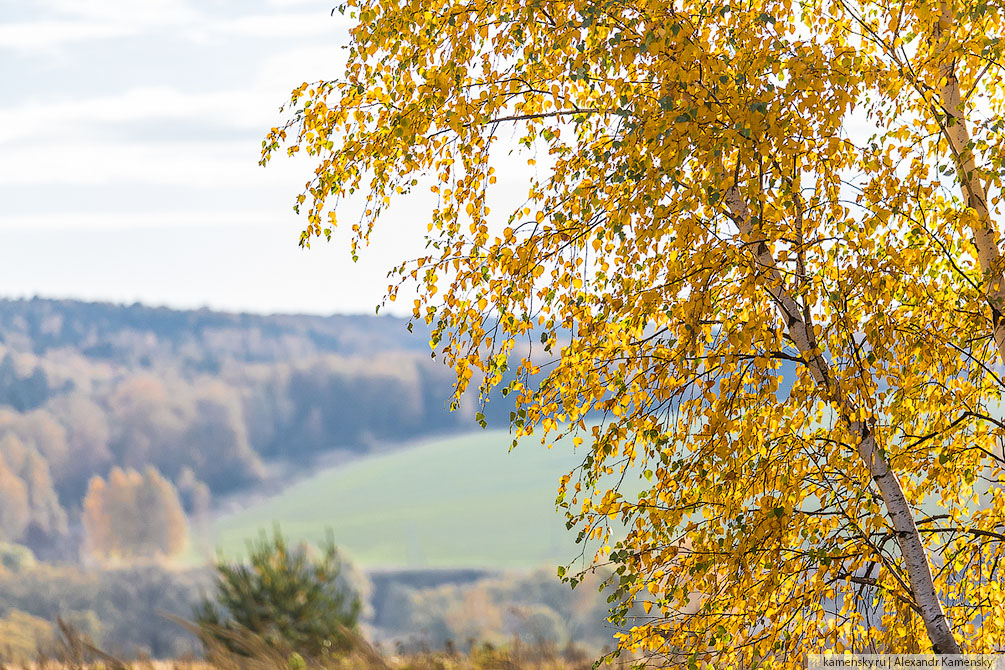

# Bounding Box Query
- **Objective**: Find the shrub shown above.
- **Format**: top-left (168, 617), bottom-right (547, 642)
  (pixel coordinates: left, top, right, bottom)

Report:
top-left (195, 528), bottom-right (361, 659)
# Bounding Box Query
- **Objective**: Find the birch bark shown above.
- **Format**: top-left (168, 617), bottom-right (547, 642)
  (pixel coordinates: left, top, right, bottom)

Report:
top-left (723, 185), bottom-right (963, 654)
top-left (935, 2), bottom-right (1005, 364)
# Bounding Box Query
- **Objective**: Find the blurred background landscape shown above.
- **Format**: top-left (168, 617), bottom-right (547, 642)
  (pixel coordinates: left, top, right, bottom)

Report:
top-left (0, 0), bottom-right (627, 661)
top-left (0, 297), bottom-right (621, 659)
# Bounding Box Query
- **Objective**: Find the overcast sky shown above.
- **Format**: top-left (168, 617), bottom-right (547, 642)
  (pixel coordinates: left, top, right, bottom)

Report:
top-left (0, 0), bottom-right (440, 316)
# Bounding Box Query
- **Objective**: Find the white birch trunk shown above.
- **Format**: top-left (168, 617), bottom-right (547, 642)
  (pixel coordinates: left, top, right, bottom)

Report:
top-left (723, 186), bottom-right (962, 654)
top-left (935, 2), bottom-right (1005, 365)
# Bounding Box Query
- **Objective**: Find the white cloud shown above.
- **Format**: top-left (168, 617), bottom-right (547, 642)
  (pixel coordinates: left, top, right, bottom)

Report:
top-left (0, 1), bottom-right (401, 315)
top-left (265, 0), bottom-right (332, 7)
top-left (34, 0), bottom-right (199, 24)
top-left (0, 20), bottom-right (134, 49)
top-left (254, 44), bottom-right (347, 93)
top-left (0, 210), bottom-right (279, 229)
top-left (205, 11), bottom-right (347, 38)
top-left (0, 3), bottom-right (341, 52)
top-left (0, 36), bottom-right (347, 143)
top-left (0, 86), bottom-right (271, 144)
top-left (0, 0), bottom-right (201, 51)
top-left (0, 139), bottom-right (300, 188)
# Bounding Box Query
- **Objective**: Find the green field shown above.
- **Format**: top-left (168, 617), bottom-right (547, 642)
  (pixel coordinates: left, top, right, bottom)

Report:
top-left (196, 429), bottom-right (632, 570)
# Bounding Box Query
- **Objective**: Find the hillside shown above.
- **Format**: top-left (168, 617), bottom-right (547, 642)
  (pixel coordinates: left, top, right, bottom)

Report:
top-left (203, 428), bottom-right (637, 570)
top-left (0, 297), bottom-right (499, 561)
top-left (0, 298), bottom-right (630, 655)
top-left (0, 297), bottom-right (427, 366)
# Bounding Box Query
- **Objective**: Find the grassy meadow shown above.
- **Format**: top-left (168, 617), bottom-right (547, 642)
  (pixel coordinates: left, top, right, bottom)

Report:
top-left (199, 428), bottom-right (640, 570)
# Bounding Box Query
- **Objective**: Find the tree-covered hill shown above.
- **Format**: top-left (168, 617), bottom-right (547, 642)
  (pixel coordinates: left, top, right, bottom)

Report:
top-left (0, 297), bottom-right (428, 366)
top-left (0, 299), bottom-right (625, 659)
top-left (0, 297), bottom-right (498, 562)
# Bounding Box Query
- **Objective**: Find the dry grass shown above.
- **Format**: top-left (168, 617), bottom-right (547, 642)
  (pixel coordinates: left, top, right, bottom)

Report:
top-left (1, 617), bottom-right (635, 670)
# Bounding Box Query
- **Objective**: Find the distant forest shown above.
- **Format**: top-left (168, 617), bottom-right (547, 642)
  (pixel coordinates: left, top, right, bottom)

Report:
top-left (0, 298), bottom-right (621, 659)
top-left (0, 298), bottom-right (510, 562)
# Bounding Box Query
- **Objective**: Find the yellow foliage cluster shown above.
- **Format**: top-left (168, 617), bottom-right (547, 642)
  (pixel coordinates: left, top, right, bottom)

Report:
top-left (265, 0), bottom-right (1005, 662)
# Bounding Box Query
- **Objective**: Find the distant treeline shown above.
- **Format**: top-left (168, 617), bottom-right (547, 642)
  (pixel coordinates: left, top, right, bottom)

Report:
top-left (0, 543), bottom-right (209, 658)
top-left (0, 298), bottom-right (514, 561)
top-left (0, 298), bottom-right (427, 365)
top-left (369, 568), bottom-right (626, 653)
top-left (0, 546), bottom-right (623, 660)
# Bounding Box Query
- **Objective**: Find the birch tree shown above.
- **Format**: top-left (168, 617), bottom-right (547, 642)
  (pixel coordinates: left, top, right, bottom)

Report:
top-left (263, 0), bottom-right (1005, 660)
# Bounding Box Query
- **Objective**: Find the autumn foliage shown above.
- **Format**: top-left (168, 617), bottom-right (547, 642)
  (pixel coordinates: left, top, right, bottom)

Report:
top-left (267, 0), bottom-right (1005, 660)
top-left (82, 466), bottom-right (188, 561)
